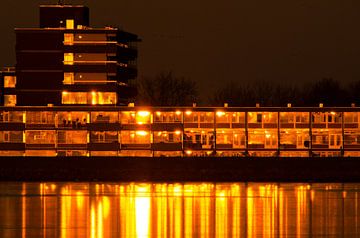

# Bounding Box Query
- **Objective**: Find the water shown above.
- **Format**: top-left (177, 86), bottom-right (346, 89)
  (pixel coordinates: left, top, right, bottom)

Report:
top-left (0, 182), bottom-right (359, 237)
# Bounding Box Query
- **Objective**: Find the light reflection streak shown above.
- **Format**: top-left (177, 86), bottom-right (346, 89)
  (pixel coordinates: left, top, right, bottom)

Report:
top-left (135, 184), bottom-right (150, 238)
top-left (10, 182), bottom-right (360, 238)
top-left (21, 183), bottom-right (26, 238)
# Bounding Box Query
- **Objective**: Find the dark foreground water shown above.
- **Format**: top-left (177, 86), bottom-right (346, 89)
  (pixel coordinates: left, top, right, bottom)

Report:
top-left (0, 182), bottom-right (359, 237)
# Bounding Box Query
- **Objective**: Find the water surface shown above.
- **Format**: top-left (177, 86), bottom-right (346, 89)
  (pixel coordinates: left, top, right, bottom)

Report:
top-left (0, 182), bottom-right (359, 237)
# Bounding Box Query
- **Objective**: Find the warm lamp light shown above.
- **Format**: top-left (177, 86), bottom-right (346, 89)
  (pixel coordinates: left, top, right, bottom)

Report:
top-left (137, 111), bottom-right (150, 117)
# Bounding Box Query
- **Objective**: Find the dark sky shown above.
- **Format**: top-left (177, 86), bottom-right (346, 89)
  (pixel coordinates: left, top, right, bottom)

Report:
top-left (1, 0), bottom-right (360, 100)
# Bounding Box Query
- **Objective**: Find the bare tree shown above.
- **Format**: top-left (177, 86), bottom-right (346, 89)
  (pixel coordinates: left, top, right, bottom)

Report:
top-left (136, 71), bottom-right (198, 106)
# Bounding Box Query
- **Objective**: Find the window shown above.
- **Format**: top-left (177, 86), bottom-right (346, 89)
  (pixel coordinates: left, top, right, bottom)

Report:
top-left (0, 111), bottom-right (23, 123)
top-left (120, 112), bottom-right (136, 124)
top-left (90, 92), bottom-right (116, 105)
top-left (344, 112), bottom-right (358, 123)
top-left (4, 95), bottom-right (16, 106)
top-left (63, 73), bottom-right (74, 84)
top-left (91, 112), bottom-right (118, 123)
top-left (183, 129), bottom-right (215, 149)
top-left (66, 19), bottom-right (74, 29)
top-left (74, 73), bottom-right (108, 84)
top-left (154, 111), bottom-right (182, 123)
top-left (91, 131), bottom-right (118, 143)
top-left (25, 131), bottom-right (55, 144)
top-left (74, 53), bottom-right (107, 62)
top-left (120, 111), bottom-right (151, 124)
top-left (0, 131), bottom-right (23, 143)
top-left (280, 129), bottom-right (309, 149)
top-left (4, 76), bottom-right (16, 88)
top-left (184, 111), bottom-right (198, 123)
top-left (58, 131), bottom-right (87, 144)
top-left (153, 131), bottom-right (181, 143)
top-left (295, 112), bottom-right (309, 123)
top-left (62, 92), bottom-right (116, 105)
top-left (64, 33), bottom-right (74, 45)
top-left (121, 131), bottom-right (151, 144)
top-left (25, 150), bottom-right (56, 157)
top-left (64, 53), bottom-right (74, 65)
top-left (199, 112), bottom-right (214, 123)
top-left (58, 112), bottom-right (88, 127)
top-left (62, 92), bottom-right (87, 104)
top-left (26, 111), bottom-right (55, 125)
top-left (248, 129), bottom-right (277, 148)
top-left (344, 130), bottom-right (360, 145)
top-left (74, 34), bottom-right (107, 42)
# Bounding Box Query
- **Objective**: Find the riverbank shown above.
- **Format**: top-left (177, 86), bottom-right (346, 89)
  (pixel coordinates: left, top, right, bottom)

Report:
top-left (0, 157), bottom-right (359, 182)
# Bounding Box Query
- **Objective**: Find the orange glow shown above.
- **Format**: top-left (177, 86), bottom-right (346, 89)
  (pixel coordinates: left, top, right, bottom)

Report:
top-left (135, 184), bottom-right (150, 237)
top-left (136, 111), bottom-right (150, 124)
top-left (175, 111), bottom-right (182, 115)
top-left (136, 131), bottom-right (148, 136)
top-left (216, 111), bottom-right (225, 117)
top-left (137, 111), bottom-right (150, 117)
top-left (185, 110), bottom-right (192, 115)
top-left (175, 130), bottom-right (181, 135)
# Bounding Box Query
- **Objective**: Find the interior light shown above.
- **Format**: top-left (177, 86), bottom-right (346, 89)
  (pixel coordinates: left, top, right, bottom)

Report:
top-left (136, 131), bottom-right (148, 136)
top-left (137, 111), bottom-right (150, 117)
top-left (216, 111), bottom-right (225, 117)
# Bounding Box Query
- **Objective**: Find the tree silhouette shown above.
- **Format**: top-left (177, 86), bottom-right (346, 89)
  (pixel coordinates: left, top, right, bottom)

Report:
top-left (136, 71), bottom-right (198, 106)
top-left (211, 78), bottom-right (353, 107)
top-left (303, 78), bottom-right (347, 106)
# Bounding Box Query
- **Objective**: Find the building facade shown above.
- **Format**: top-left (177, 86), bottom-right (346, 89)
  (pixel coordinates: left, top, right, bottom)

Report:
top-left (1, 4), bottom-right (360, 157)
top-left (1, 4), bottom-right (139, 107)
top-left (0, 106), bottom-right (358, 157)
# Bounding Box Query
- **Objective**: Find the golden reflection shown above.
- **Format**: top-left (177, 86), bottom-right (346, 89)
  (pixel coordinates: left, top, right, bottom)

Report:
top-left (21, 183), bottom-right (26, 238)
top-left (135, 184), bottom-right (151, 238)
top-left (11, 182), bottom-right (360, 238)
top-left (296, 185), bottom-right (309, 238)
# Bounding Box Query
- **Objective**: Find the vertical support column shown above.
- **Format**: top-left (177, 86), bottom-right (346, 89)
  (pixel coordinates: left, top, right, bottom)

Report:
top-left (214, 110), bottom-right (217, 156)
top-left (341, 112), bottom-right (345, 157)
top-left (55, 111), bottom-right (58, 156)
top-left (87, 111), bottom-right (91, 157)
top-left (309, 111), bottom-right (313, 157)
top-left (245, 111), bottom-right (249, 157)
top-left (277, 111), bottom-right (281, 157)
top-left (182, 110), bottom-right (185, 157)
top-left (151, 111), bottom-right (154, 158)
top-left (118, 111), bottom-right (121, 156)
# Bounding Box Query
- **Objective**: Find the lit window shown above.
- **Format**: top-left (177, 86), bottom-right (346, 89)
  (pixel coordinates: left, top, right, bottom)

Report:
top-left (63, 73), bottom-right (74, 84)
top-left (64, 33), bottom-right (74, 45)
top-left (66, 19), bottom-right (74, 29)
top-left (90, 92), bottom-right (117, 105)
top-left (64, 53), bottom-right (74, 65)
top-left (4, 95), bottom-right (16, 106)
top-left (62, 92), bottom-right (87, 104)
top-left (4, 76), bottom-right (16, 88)
top-left (62, 92), bottom-right (116, 105)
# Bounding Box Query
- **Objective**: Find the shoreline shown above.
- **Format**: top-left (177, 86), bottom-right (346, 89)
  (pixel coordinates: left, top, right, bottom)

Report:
top-left (0, 157), bottom-right (359, 182)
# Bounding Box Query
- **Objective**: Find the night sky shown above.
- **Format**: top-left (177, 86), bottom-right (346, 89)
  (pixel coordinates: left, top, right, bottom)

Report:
top-left (1, 0), bottom-right (360, 100)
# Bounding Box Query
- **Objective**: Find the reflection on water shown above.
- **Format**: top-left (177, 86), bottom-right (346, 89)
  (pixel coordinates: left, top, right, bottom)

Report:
top-left (0, 182), bottom-right (359, 237)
